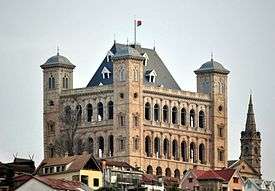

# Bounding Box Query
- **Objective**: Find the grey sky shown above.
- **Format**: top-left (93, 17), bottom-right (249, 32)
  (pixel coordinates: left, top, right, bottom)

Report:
top-left (0, 0), bottom-right (274, 179)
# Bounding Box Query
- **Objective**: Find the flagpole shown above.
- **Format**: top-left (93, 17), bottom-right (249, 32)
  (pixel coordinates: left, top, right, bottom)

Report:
top-left (134, 19), bottom-right (136, 45)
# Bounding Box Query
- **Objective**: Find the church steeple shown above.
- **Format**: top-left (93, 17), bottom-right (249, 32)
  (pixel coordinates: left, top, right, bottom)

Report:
top-left (240, 94), bottom-right (261, 178)
top-left (245, 94), bottom-right (256, 132)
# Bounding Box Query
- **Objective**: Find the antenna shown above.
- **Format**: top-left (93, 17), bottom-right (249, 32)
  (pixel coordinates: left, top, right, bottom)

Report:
top-left (57, 45), bottom-right (60, 56)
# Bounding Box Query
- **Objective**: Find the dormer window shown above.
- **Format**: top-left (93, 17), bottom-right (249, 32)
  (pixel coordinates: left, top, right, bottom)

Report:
top-left (101, 67), bottom-right (111, 79)
top-left (145, 70), bottom-right (157, 83)
top-left (142, 53), bottom-right (149, 66)
top-left (106, 51), bottom-right (114, 62)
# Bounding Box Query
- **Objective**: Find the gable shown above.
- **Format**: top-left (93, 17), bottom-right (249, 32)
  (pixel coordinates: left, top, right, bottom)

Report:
top-left (16, 178), bottom-right (53, 191)
top-left (229, 160), bottom-right (259, 178)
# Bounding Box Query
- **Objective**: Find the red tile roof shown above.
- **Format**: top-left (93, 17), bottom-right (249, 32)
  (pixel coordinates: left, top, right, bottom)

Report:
top-left (34, 176), bottom-right (85, 191)
top-left (213, 169), bottom-right (236, 182)
top-left (193, 168), bottom-right (236, 182)
top-left (197, 170), bottom-right (224, 181)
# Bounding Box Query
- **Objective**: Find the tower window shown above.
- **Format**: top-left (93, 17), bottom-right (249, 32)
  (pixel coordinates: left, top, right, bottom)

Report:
top-left (63, 75), bottom-right (69, 89)
top-left (86, 104), bottom-right (93, 122)
top-left (119, 67), bottom-right (125, 81)
top-left (163, 105), bottom-right (168, 123)
top-left (190, 109), bottom-right (195, 127)
top-left (108, 101), bottom-right (113, 119)
top-left (218, 149), bottom-right (225, 161)
top-left (48, 75), bottom-right (55, 90)
top-left (199, 111), bottom-right (205, 128)
top-left (97, 102), bottom-right (104, 121)
top-left (133, 69), bottom-right (139, 81)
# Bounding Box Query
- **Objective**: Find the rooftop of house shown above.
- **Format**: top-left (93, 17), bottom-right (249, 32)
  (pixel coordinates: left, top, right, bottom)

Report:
top-left (36, 154), bottom-right (101, 174)
top-left (19, 175), bottom-right (89, 191)
top-left (192, 168), bottom-right (236, 182)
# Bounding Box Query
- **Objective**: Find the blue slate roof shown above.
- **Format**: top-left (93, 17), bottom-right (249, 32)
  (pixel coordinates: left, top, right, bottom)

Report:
top-left (86, 43), bottom-right (181, 90)
top-left (194, 59), bottom-right (229, 74)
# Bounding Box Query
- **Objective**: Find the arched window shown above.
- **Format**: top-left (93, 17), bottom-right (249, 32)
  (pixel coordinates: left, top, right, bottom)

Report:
top-left (62, 76), bottom-right (69, 89)
top-left (154, 104), bottom-right (159, 122)
top-left (97, 102), bottom-right (104, 121)
top-left (64, 106), bottom-right (71, 118)
top-left (119, 67), bottom-right (125, 81)
top-left (108, 135), bottom-right (114, 157)
top-left (147, 165), bottom-right (153, 175)
top-left (172, 140), bottom-right (178, 160)
top-left (190, 142), bottom-right (196, 163)
top-left (181, 108), bottom-right (186, 125)
top-left (145, 102), bottom-right (151, 120)
top-left (98, 136), bottom-right (104, 158)
top-left (49, 144), bottom-right (54, 158)
top-left (86, 104), bottom-right (93, 122)
top-left (154, 137), bottom-right (160, 158)
top-left (156, 166), bottom-right (162, 176)
top-left (76, 105), bottom-right (82, 121)
top-left (108, 101), bottom-right (113, 120)
top-left (190, 109), bottom-right (195, 127)
top-left (133, 116), bottom-right (139, 127)
top-left (181, 141), bottom-right (187, 162)
top-left (163, 138), bottom-right (169, 159)
top-left (88, 138), bottom-right (93, 154)
top-left (165, 168), bottom-right (171, 177)
top-left (199, 111), bottom-right (205, 128)
top-left (77, 139), bottom-right (83, 155)
top-left (218, 148), bottom-right (225, 161)
top-left (133, 137), bottom-right (139, 150)
top-left (163, 105), bottom-right (168, 123)
top-left (133, 69), bottom-right (139, 81)
top-left (174, 169), bottom-right (180, 179)
top-left (172, 107), bottom-right (178, 124)
top-left (199, 143), bottom-right (205, 164)
top-left (145, 136), bottom-right (152, 157)
top-left (48, 75), bottom-right (55, 90)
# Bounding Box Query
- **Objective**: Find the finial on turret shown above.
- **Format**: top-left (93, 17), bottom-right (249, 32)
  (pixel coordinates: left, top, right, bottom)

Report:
top-left (211, 52), bottom-right (213, 62)
top-left (114, 34), bottom-right (116, 44)
top-left (153, 40), bottom-right (156, 50)
top-left (57, 45), bottom-right (60, 56)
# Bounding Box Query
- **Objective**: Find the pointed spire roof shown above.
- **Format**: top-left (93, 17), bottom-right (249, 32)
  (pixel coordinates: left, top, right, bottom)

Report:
top-left (245, 94), bottom-right (256, 132)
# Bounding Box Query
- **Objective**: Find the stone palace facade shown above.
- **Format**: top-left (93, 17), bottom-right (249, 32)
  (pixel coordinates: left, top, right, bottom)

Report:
top-left (41, 42), bottom-right (230, 179)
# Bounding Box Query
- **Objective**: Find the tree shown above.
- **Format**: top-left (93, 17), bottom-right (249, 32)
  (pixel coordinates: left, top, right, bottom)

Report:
top-left (54, 103), bottom-right (84, 156)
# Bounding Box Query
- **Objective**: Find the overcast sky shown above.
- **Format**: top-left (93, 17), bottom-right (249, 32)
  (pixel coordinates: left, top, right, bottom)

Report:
top-left (0, 0), bottom-right (274, 179)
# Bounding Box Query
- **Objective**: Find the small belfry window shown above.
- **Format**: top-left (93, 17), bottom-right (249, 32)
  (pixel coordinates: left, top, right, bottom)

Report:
top-left (119, 67), bottom-right (125, 81)
top-left (190, 109), bottom-right (195, 127)
top-left (48, 75), bottom-right (55, 90)
top-left (101, 67), bottom-right (111, 79)
top-left (163, 105), bottom-right (168, 123)
top-left (199, 111), bottom-right (205, 128)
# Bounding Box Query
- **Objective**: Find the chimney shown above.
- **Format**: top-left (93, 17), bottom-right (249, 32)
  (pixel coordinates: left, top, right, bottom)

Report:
top-left (101, 159), bottom-right (107, 171)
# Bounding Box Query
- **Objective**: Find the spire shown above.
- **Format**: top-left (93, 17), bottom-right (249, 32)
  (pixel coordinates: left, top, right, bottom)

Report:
top-left (245, 94), bottom-right (256, 132)
top-left (211, 52), bottom-right (214, 62)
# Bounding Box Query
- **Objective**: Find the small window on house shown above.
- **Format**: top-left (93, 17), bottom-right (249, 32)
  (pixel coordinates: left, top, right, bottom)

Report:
top-left (49, 124), bottom-right (54, 132)
top-left (56, 166), bottom-right (60, 172)
top-left (120, 139), bottom-right (125, 150)
top-left (44, 167), bottom-right (49, 174)
top-left (120, 93), bottom-right (124, 99)
top-left (106, 51), bottom-right (114, 62)
top-left (72, 175), bottom-right (79, 181)
top-left (61, 165), bottom-right (65, 171)
top-left (233, 177), bottom-right (238, 183)
top-left (134, 138), bottom-right (139, 150)
top-left (81, 175), bottom-right (89, 186)
top-left (49, 167), bottom-right (54, 173)
top-left (188, 178), bottom-right (193, 183)
top-left (145, 70), bottom-right (157, 83)
top-left (134, 92), bottom-right (138, 98)
top-left (94, 178), bottom-right (99, 187)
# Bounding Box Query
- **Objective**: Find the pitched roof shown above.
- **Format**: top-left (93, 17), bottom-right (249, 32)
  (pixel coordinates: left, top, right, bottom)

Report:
top-left (213, 169), bottom-right (236, 182)
top-left (34, 176), bottom-right (88, 191)
top-left (87, 43), bottom-right (181, 90)
top-left (37, 154), bottom-right (101, 173)
top-left (197, 170), bottom-right (224, 181)
top-left (227, 160), bottom-right (238, 167)
top-left (101, 159), bottom-right (136, 169)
